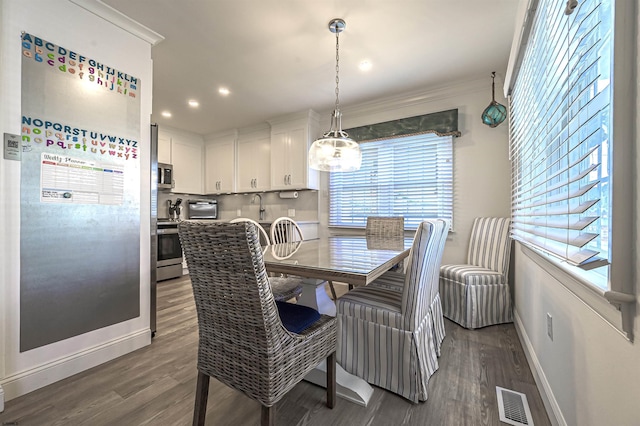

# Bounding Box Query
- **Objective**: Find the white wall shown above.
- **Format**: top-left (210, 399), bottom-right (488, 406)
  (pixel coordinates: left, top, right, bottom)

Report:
top-left (0, 0), bottom-right (154, 402)
top-left (318, 76), bottom-right (512, 264)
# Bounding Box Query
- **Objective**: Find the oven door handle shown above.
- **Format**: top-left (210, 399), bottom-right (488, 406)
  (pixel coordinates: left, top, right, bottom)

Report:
top-left (157, 228), bottom-right (179, 235)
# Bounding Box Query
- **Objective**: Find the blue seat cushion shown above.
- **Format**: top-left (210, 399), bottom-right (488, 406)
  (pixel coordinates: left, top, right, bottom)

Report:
top-left (275, 301), bottom-right (321, 334)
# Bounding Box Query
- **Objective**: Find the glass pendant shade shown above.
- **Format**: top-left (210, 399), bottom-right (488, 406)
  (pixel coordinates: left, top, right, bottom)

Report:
top-left (481, 72), bottom-right (507, 128)
top-left (310, 108), bottom-right (362, 172)
top-left (309, 18), bottom-right (362, 172)
top-left (309, 133), bottom-right (362, 172)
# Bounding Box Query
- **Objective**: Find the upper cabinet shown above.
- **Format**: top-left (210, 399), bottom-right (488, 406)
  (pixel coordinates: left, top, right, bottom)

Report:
top-left (171, 140), bottom-right (204, 194)
top-left (237, 128), bottom-right (271, 192)
top-left (158, 135), bottom-right (172, 164)
top-left (159, 127), bottom-right (204, 195)
top-left (269, 110), bottom-right (320, 191)
top-left (205, 131), bottom-right (236, 194)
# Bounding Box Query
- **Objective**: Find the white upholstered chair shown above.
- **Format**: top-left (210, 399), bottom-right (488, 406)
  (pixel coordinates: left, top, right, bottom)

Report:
top-left (271, 217), bottom-right (339, 300)
top-left (230, 218), bottom-right (303, 302)
top-left (439, 217), bottom-right (513, 329)
top-left (336, 219), bottom-right (449, 403)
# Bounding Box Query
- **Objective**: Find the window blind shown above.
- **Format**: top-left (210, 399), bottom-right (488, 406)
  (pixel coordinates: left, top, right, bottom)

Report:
top-left (329, 133), bottom-right (453, 229)
top-left (510, 0), bottom-right (612, 270)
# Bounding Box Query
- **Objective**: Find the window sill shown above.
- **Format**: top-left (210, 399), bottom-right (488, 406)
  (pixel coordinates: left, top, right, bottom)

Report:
top-left (519, 243), bottom-right (633, 342)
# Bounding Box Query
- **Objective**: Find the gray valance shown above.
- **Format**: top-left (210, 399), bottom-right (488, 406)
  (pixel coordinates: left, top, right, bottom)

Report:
top-left (346, 108), bottom-right (461, 142)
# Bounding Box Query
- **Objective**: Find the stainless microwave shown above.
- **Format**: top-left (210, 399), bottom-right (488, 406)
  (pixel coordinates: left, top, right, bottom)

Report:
top-left (158, 163), bottom-right (174, 190)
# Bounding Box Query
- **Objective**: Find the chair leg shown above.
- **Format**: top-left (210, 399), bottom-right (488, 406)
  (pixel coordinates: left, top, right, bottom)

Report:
top-left (326, 352), bottom-right (336, 409)
top-left (261, 405), bottom-right (275, 426)
top-left (193, 371), bottom-right (210, 426)
top-left (328, 281), bottom-right (337, 300)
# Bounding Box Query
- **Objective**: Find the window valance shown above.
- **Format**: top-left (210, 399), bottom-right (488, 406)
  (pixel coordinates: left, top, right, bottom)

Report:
top-left (346, 108), bottom-right (461, 142)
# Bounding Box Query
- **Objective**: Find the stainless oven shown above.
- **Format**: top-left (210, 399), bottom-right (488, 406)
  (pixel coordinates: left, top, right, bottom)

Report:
top-left (157, 220), bottom-right (183, 281)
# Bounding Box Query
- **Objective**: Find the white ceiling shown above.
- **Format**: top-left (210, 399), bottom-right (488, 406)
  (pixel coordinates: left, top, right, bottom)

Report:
top-left (102, 0), bottom-right (521, 136)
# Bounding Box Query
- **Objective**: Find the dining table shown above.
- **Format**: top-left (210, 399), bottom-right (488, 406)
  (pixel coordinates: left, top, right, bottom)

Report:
top-left (262, 234), bottom-right (414, 406)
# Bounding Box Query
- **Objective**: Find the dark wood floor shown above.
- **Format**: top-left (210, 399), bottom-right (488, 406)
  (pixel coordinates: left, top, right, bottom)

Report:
top-left (1, 276), bottom-right (550, 426)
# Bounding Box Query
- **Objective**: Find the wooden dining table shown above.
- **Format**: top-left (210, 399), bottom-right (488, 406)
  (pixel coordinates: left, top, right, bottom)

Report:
top-left (262, 234), bottom-right (414, 406)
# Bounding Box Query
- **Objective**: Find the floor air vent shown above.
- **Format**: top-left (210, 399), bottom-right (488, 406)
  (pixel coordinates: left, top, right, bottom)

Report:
top-left (496, 386), bottom-right (534, 426)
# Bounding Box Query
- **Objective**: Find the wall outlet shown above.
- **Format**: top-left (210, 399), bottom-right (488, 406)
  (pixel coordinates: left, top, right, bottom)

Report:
top-left (236, 209), bottom-right (242, 217)
top-left (546, 313), bottom-right (553, 341)
top-left (288, 209), bottom-right (295, 217)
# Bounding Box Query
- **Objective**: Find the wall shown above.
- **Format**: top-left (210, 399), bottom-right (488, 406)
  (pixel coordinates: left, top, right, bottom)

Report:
top-left (318, 76), bottom-right (513, 264)
top-left (0, 0), bottom-right (154, 403)
top-left (509, 4), bottom-right (639, 426)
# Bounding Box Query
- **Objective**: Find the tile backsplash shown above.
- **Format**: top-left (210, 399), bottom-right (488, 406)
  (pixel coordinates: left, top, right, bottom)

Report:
top-left (157, 189), bottom-right (319, 222)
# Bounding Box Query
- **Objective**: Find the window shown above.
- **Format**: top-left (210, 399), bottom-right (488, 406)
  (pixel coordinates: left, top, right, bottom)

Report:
top-left (329, 133), bottom-right (453, 229)
top-left (508, 0), bottom-right (634, 338)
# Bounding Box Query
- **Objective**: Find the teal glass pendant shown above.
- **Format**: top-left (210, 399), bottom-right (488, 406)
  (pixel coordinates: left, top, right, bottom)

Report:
top-left (482, 72), bottom-right (507, 128)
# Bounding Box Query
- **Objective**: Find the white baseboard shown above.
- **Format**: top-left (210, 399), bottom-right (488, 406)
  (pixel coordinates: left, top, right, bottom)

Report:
top-left (1, 329), bottom-right (150, 402)
top-left (0, 384), bottom-right (5, 412)
top-left (513, 311), bottom-right (566, 426)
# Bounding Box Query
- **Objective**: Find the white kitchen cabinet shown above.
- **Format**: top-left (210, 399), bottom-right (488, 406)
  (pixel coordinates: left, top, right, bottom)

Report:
top-left (237, 135), bottom-right (270, 192)
top-left (205, 135), bottom-right (236, 194)
top-left (269, 110), bottom-right (320, 191)
top-left (171, 139), bottom-right (204, 194)
top-left (158, 135), bottom-right (172, 164)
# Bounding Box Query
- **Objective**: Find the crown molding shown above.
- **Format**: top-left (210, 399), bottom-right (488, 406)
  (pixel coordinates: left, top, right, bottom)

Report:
top-left (69, 0), bottom-right (164, 45)
top-left (333, 76), bottom-right (490, 129)
top-left (204, 128), bottom-right (239, 141)
top-left (341, 76), bottom-right (488, 120)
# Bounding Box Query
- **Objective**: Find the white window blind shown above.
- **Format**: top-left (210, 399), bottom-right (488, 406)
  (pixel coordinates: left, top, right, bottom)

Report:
top-left (510, 0), bottom-right (612, 274)
top-left (329, 133), bottom-right (453, 229)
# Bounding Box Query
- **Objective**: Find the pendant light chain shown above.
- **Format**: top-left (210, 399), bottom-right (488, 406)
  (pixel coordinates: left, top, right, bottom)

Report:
top-left (334, 27), bottom-right (341, 112)
top-left (308, 18), bottom-right (362, 172)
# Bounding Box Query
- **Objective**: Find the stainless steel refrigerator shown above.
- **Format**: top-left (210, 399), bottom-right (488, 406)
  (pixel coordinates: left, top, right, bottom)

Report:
top-left (150, 123), bottom-right (158, 337)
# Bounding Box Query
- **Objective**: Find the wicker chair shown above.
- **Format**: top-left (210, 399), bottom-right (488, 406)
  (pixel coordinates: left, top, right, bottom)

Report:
top-left (230, 218), bottom-right (303, 302)
top-left (366, 216), bottom-right (405, 276)
top-left (440, 217), bottom-right (513, 329)
top-left (337, 219), bottom-right (449, 403)
top-left (365, 216), bottom-right (404, 237)
top-left (179, 221), bottom-right (337, 426)
top-left (271, 217), bottom-right (339, 301)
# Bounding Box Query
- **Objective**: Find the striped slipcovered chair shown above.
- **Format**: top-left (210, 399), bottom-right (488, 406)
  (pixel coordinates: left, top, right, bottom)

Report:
top-left (440, 217), bottom-right (513, 329)
top-left (336, 219), bottom-right (449, 403)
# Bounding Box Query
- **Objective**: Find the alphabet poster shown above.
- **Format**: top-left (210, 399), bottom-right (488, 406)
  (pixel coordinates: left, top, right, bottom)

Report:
top-left (20, 33), bottom-right (141, 351)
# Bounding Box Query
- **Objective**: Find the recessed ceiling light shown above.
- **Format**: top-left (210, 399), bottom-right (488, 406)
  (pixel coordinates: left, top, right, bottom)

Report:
top-left (161, 111), bottom-right (172, 118)
top-left (188, 100), bottom-right (199, 107)
top-left (359, 60), bottom-right (372, 72)
top-left (218, 87), bottom-right (230, 96)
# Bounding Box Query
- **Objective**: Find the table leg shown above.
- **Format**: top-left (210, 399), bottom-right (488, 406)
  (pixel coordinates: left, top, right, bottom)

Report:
top-left (298, 278), bottom-right (336, 316)
top-left (296, 279), bottom-right (373, 406)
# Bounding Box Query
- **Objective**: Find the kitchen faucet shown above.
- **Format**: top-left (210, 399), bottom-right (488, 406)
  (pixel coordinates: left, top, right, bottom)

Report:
top-left (251, 194), bottom-right (265, 221)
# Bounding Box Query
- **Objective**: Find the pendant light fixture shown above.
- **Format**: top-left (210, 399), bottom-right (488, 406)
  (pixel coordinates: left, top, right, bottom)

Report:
top-left (481, 72), bottom-right (507, 128)
top-left (309, 18), bottom-right (362, 172)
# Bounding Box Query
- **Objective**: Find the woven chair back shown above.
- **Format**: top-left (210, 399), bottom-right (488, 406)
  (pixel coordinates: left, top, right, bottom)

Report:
top-left (365, 216), bottom-right (404, 237)
top-left (230, 217), bottom-right (271, 245)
